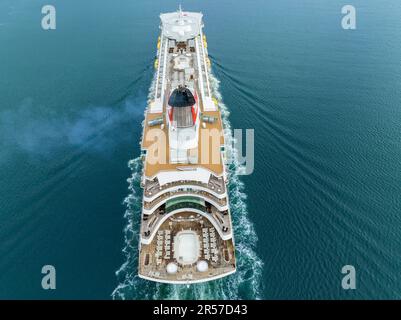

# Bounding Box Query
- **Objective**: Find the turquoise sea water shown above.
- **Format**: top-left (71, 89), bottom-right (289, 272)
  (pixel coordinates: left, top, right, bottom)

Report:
top-left (1, 0), bottom-right (401, 299)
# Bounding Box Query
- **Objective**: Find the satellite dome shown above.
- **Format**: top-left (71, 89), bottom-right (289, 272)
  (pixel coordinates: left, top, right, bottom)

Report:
top-left (196, 260), bottom-right (208, 273)
top-left (166, 262), bottom-right (178, 274)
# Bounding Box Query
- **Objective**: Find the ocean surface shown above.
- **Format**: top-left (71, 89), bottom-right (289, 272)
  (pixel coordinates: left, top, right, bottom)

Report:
top-left (1, 0), bottom-right (401, 299)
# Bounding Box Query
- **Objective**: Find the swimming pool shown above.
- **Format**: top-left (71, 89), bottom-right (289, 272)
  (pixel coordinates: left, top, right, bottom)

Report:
top-left (174, 231), bottom-right (200, 265)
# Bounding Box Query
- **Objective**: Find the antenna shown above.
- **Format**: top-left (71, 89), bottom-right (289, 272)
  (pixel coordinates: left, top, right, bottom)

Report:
top-left (178, 4), bottom-right (183, 16)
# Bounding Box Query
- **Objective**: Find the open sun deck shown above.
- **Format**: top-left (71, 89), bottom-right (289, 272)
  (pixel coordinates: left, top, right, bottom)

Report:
top-left (139, 212), bottom-right (236, 283)
top-left (142, 106), bottom-right (225, 178)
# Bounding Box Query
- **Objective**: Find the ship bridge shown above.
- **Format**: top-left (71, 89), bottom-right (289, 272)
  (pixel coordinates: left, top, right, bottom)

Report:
top-left (160, 8), bottom-right (203, 41)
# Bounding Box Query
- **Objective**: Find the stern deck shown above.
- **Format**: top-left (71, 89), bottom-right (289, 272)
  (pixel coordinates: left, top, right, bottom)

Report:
top-left (139, 212), bottom-right (236, 283)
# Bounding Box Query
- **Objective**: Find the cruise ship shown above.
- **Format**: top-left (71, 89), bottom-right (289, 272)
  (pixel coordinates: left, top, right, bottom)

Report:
top-left (138, 7), bottom-right (236, 284)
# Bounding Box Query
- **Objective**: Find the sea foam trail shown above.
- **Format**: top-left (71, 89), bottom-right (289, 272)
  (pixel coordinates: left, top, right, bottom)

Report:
top-left (112, 72), bottom-right (263, 300)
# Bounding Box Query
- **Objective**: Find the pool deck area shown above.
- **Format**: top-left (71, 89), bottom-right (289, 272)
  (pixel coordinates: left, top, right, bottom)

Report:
top-left (138, 212), bottom-right (236, 283)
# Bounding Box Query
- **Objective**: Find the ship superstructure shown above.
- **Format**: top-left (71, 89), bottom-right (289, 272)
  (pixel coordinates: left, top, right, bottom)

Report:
top-left (138, 7), bottom-right (236, 284)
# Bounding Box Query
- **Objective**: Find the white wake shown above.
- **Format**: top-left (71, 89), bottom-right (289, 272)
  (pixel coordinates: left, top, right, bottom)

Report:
top-left (112, 71), bottom-right (263, 300)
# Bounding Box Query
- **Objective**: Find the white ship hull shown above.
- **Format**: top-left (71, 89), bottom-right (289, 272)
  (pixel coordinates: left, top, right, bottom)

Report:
top-left (138, 8), bottom-right (236, 284)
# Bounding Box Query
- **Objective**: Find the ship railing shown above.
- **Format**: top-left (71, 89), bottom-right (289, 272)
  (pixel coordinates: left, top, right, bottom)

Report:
top-left (143, 190), bottom-right (227, 211)
top-left (155, 35), bottom-right (168, 100)
top-left (141, 204), bottom-right (231, 243)
top-left (144, 177), bottom-right (225, 198)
